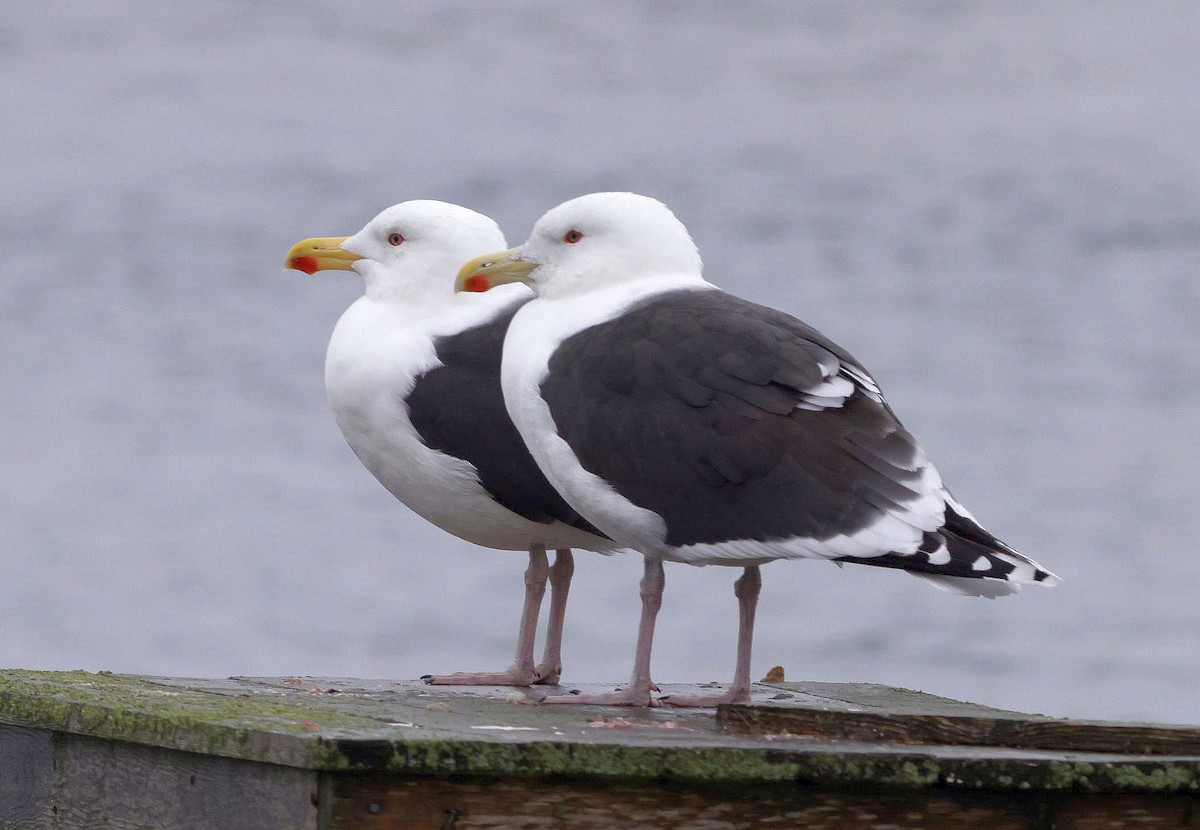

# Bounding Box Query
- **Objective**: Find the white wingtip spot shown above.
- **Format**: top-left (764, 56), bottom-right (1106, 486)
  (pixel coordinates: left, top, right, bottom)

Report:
top-left (926, 543), bottom-right (951, 565)
top-left (1034, 569), bottom-right (1063, 588)
top-left (914, 573), bottom-right (1023, 598)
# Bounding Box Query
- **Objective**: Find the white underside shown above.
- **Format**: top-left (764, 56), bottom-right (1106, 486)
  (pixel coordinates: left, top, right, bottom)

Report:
top-left (326, 286), bottom-right (613, 553)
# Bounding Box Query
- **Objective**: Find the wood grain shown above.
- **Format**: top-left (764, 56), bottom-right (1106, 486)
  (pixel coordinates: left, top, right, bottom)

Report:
top-left (54, 733), bottom-right (320, 830)
top-left (328, 777), bottom-right (1200, 830)
top-left (1, 671), bottom-right (1198, 829)
top-left (718, 699), bottom-right (1200, 756)
top-left (0, 725), bottom-right (52, 825)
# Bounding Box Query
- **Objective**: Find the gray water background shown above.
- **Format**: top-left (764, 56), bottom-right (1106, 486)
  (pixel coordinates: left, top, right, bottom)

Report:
top-left (2, 2), bottom-right (1198, 724)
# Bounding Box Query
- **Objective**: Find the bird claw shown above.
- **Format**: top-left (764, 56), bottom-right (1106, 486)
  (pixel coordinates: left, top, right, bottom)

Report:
top-left (532, 665), bottom-right (562, 685)
top-left (541, 679), bottom-right (661, 706)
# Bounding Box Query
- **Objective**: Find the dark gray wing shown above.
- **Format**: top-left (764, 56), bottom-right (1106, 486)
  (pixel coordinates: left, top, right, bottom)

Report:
top-left (407, 299), bottom-right (608, 539)
top-left (541, 288), bottom-right (1052, 585)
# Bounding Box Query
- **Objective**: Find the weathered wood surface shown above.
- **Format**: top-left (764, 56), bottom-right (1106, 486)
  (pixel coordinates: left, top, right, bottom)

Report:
top-left (0, 724), bottom-right (318, 830)
top-left (328, 778), bottom-right (1200, 830)
top-left (1, 670), bottom-right (1197, 829)
top-left (719, 681), bottom-right (1200, 756)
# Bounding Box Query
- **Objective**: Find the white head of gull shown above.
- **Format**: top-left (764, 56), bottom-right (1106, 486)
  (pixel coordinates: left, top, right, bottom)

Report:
top-left (457, 191), bottom-right (1059, 707)
top-left (286, 200), bottom-right (613, 689)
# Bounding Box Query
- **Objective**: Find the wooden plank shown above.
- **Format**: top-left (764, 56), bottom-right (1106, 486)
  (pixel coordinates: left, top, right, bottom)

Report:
top-left (1, 670), bottom-right (1198, 800)
top-left (325, 777), bottom-right (1200, 830)
top-left (0, 725), bottom-right (52, 828)
top-left (0, 723), bottom-right (320, 830)
top-left (719, 682), bottom-right (1200, 756)
top-left (53, 733), bottom-right (319, 830)
top-left (328, 777), bottom-right (1034, 830)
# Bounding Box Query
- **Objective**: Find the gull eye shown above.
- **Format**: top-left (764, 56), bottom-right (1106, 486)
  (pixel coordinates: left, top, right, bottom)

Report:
top-left (563, 229), bottom-right (584, 244)
top-left (387, 232), bottom-right (404, 246)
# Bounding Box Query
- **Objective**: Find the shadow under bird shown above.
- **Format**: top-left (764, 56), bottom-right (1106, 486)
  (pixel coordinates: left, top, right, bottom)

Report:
top-left (286, 200), bottom-right (614, 686)
top-left (456, 191), bottom-right (1060, 707)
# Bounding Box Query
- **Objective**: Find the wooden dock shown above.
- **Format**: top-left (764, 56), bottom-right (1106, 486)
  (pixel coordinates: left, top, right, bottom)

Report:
top-left (0, 669), bottom-right (1197, 828)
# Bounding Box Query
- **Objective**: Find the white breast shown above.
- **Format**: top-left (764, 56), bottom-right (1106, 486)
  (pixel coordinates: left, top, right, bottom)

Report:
top-left (326, 291), bottom-right (606, 552)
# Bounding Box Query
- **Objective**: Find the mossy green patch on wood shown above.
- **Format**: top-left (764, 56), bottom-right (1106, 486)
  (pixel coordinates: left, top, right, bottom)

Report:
top-left (1045, 760), bottom-right (1200, 793)
top-left (2, 671), bottom-right (1198, 795)
top-left (313, 738), bottom-right (806, 783)
top-left (0, 670), bottom-right (384, 767)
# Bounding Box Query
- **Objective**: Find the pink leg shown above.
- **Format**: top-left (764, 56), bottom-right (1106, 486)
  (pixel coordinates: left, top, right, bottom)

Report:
top-left (661, 565), bottom-right (761, 707)
top-left (544, 556), bottom-right (664, 706)
top-left (534, 549), bottom-right (574, 685)
top-left (424, 545), bottom-right (549, 686)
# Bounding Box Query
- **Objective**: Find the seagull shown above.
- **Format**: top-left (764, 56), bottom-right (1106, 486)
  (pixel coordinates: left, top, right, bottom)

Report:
top-left (286, 200), bottom-right (613, 686)
top-left (455, 191), bottom-right (1059, 706)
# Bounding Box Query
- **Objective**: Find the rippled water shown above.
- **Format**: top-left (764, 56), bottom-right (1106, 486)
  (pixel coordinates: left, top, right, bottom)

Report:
top-left (3, 2), bottom-right (1198, 723)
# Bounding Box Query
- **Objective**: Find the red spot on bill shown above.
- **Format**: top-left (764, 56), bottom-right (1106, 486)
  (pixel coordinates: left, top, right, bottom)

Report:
top-left (289, 255), bottom-right (319, 274)
top-left (463, 274), bottom-right (491, 292)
